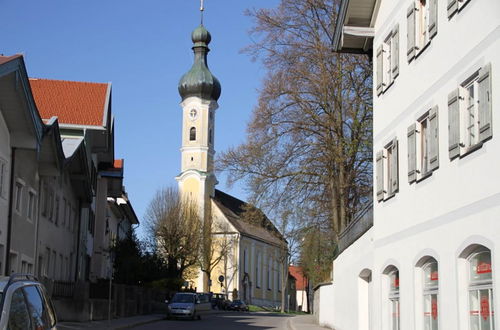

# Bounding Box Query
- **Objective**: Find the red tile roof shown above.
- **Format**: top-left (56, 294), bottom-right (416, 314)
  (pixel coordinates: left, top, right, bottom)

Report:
top-left (29, 78), bottom-right (109, 126)
top-left (114, 159), bottom-right (123, 169)
top-left (0, 54), bottom-right (22, 65)
top-left (289, 266), bottom-right (308, 291)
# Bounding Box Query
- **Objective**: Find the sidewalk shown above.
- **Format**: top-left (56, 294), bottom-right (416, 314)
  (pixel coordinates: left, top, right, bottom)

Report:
top-left (288, 314), bottom-right (331, 330)
top-left (58, 314), bottom-right (165, 330)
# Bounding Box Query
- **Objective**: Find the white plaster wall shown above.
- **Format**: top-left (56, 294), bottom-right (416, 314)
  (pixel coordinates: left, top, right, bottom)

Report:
top-left (0, 111), bottom-right (10, 275)
top-left (317, 283), bottom-right (335, 329)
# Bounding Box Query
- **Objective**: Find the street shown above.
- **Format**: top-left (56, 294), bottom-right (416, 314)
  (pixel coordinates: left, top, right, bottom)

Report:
top-left (132, 312), bottom-right (294, 330)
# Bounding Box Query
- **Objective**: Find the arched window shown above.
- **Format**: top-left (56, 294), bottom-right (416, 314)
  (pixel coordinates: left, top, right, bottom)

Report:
top-left (389, 269), bottom-right (400, 330)
top-left (422, 260), bottom-right (439, 329)
top-left (467, 248), bottom-right (494, 329)
top-left (189, 127), bottom-right (196, 141)
top-left (209, 128), bottom-right (213, 144)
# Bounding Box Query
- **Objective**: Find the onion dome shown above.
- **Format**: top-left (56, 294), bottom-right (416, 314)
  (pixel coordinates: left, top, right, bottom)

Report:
top-left (178, 25), bottom-right (221, 101)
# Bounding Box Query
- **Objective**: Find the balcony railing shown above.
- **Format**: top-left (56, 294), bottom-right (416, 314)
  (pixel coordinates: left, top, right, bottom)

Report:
top-left (337, 201), bottom-right (373, 255)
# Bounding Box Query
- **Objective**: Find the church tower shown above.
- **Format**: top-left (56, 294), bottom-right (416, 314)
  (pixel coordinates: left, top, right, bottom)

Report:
top-left (176, 24), bottom-right (221, 224)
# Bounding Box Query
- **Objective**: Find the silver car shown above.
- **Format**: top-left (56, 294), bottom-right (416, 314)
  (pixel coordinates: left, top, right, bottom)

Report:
top-left (0, 274), bottom-right (58, 329)
top-left (167, 292), bottom-right (211, 320)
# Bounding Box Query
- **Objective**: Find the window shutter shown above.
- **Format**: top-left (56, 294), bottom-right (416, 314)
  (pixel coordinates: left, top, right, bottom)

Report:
top-left (407, 3), bottom-right (416, 63)
top-left (376, 150), bottom-right (384, 202)
top-left (448, 89), bottom-right (460, 159)
top-left (376, 45), bottom-right (384, 96)
top-left (429, 0), bottom-right (438, 39)
top-left (478, 63), bottom-right (492, 142)
top-left (429, 106), bottom-right (439, 170)
top-left (392, 25), bottom-right (400, 78)
top-left (447, 0), bottom-right (458, 19)
top-left (391, 138), bottom-right (399, 194)
top-left (407, 124), bottom-right (417, 183)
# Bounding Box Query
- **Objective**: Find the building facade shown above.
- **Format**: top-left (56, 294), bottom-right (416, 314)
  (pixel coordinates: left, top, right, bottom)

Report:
top-left (318, 0), bottom-right (500, 329)
top-left (176, 24), bottom-right (287, 307)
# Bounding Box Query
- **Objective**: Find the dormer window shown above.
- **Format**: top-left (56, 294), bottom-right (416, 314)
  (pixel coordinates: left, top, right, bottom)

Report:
top-left (190, 127), bottom-right (196, 141)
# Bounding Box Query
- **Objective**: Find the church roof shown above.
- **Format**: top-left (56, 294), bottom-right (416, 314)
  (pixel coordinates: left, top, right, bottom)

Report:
top-left (212, 189), bottom-right (286, 247)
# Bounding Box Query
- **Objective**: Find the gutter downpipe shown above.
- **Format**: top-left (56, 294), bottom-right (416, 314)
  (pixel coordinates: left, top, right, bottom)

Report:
top-left (34, 175), bottom-right (42, 278)
top-left (4, 147), bottom-right (16, 276)
top-left (74, 199), bottom-right (82, 282)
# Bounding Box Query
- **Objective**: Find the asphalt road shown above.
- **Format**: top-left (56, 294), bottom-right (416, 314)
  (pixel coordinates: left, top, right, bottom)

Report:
top-left (131, 312), bottom-right (293, 330)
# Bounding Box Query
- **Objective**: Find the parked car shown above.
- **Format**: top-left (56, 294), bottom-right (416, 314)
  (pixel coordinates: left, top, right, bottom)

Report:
top-left (210, 293), bottom-right (227, 309)
top-left (0, 273), bottom-right (58, 329)
top-left (166, 292), bottom-right (211, 320)
top-left (228, 299), bottom-right (249, 311)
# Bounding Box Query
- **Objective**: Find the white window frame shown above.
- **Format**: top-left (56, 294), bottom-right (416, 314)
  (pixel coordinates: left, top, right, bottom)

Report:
top-left (422, 261), bottom-right (439, 330)
top-left (0, 158), bottom-right (7, 200)
top-left (461, 74), bottom-right (480, 152)
top-left (384, 139), bottom-right (399, 198)
top-left (27, 188), bottom-right (37, 223)
top-left (416, 0), bottom-right (430, 52)
top-left (14, 178), bottom-right (25, 215)
top-left (377, 27), bottom-right (399, 96)
top-left (467, 249), bottom-right (494, 330)
top-left (389, 270), bottom-right (401, 330)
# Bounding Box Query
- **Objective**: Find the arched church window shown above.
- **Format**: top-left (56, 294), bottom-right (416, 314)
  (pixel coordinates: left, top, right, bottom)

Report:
top-left (190, 127), bottom-right (196, 141)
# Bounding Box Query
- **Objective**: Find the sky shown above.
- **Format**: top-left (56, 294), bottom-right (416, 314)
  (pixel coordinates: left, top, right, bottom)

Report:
top-left (0, 0), bottom-right (280, 236)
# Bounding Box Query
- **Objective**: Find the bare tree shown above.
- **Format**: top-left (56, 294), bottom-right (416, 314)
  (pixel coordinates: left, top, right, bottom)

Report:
top-left (145, 187), bottom-right (203, 284)
top-left (218, 0), bottom-right (372, 284)
top-left (199, 215), bottom-right (236, 293)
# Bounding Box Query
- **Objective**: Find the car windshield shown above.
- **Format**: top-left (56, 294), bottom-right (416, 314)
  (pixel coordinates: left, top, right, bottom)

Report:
top-left (171, 294), bottom-right (195, 303)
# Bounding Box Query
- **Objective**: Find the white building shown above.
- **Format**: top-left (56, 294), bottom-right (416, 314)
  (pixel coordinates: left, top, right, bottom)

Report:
top-left (314, 0), bottom-right (500, 329)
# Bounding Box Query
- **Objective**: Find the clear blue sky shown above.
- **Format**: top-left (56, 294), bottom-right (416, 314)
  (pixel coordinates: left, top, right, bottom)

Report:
top-left (0, 0), bottom-right (279, 236)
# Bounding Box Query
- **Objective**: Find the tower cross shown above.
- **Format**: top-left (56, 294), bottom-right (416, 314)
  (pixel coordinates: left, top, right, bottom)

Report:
top-left (200, 0), bottom-right (205, 25)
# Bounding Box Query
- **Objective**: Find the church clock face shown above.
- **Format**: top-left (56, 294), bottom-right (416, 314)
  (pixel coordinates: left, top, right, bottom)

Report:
top-left (189, 109), bottom-right (198, 121)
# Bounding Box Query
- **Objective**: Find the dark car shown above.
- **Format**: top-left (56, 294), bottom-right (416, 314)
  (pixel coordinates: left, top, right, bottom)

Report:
top-left (211, 293), bottom-right (227, 309)
top-left (0, 274), bottom-right (58, 329)
top-left (228, 300), bottom-right (249, 311)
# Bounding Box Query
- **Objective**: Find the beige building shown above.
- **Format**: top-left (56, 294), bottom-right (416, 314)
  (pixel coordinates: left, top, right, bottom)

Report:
top-left (176, 25), bottom-right (287, 307)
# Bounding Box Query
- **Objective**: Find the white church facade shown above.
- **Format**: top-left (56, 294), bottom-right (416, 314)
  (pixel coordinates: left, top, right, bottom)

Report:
top-left (175, 24), bottom-right (287, 307)
top-left (313, 0), bottom-right (500, 329)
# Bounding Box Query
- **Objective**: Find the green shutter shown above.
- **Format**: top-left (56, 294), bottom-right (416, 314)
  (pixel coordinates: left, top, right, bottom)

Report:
top-left (447, 0), bottom-right (458, 19)
top-left (407, 124), bottom-right (417, 183)
top-left (392, 25), bottom-right (400, 78)
top-left (376, 150), bottom-right (384, 202)
top-left (391, 138), bottom-right (399, 194)
top-left (407, 3), bottom-right (416, 63)
top-left (448, 89), bottom-right (460, 159)
top-left (478, 63), bottom-right (492, 142)
top-left (376, 45), bottom-right (384, 96)
top-left (429, 106), bottom-right (439, 170)
top-left (429, 0), bottom-right (438, 38)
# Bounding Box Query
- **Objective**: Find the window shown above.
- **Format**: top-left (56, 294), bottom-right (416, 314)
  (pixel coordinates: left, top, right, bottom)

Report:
top-left (376, 26), bottom-right (399, 96)
top-left (389, 270), bottom-right (400, 330)
top-left (448, 0), bottom-right (472, 19)
top-left (422, 260), bottom-right (439, 329)
top-left (243, 249), bottom-right (247, 273)
top-left (376, 138), bottom-right (399, 202)
top-left (209, 128), bottom-right (213, 144)
top-left (407, 0), bottom-right (437, 62)
top-left (408, 107), bottom-right (439, 183)
top-left (27, 190), bottom-right (36, 221)
top-left (448, 64), bottom-right (492, 160)
top-left (14, 180), bottom-right (24, 214)
top-left (8, 289), bottom-right (31, 330)
top-left (23, 285), bottom-right (52, 329)
top-left (468, 248), bottom-right (494, 330)
top-left (0, 158), bottom-right (7, 199)
top-left (54, 196), bottom-right (60, 226)
top-left (267, 258), bottom-right (272, 290)
top-left (256, 252), bottom-right (261, 288)
top-left (189, 127), bottom-right (196, 141)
